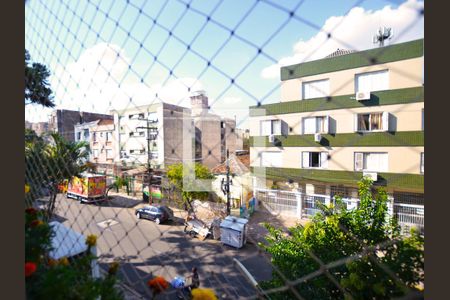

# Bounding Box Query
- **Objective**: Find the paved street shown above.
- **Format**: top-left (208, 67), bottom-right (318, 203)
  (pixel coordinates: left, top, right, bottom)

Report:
top-left (54, 194), bottom-right (273, 299)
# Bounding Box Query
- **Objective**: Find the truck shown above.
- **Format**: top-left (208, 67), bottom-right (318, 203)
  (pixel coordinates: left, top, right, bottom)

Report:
top-left (66, 173), bottom-right (107, 203)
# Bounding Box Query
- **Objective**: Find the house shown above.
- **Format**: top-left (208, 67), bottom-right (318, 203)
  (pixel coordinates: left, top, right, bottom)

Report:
top-left (211, 153), bottom-right (251, 208)
top-left (249, 39), bottom-right (424, 210)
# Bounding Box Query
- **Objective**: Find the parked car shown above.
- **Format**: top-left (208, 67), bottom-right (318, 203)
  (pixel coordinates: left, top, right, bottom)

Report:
top-left (135, 205), bottom-right (174, 224)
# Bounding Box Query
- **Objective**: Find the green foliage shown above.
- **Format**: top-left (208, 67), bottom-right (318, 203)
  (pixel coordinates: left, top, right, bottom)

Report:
top-left (25, 208), bottom-right (123, 300)
top-left (25, 49), bottom-right (55, 108)
top-left (260, 177), bottom-right (424, 299)
top-left (166, 163), bottom-right (215, 207)
top-left (25, 133), bottom-right (90, 218)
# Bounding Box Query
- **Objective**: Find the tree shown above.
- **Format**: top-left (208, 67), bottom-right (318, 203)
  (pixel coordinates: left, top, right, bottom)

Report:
top-left (25, 133), bottom-right (90, 220)
top-left (166, 163), bottom-right (215, 210)
top-left (260, 177), bottom-right (424, 299)
top-left (25, 49), bottom-right (55, 108)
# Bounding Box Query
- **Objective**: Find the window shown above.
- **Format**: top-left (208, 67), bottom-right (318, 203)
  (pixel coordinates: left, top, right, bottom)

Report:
top-left (76, 132), bottom-right (81, 141)
top-left (355, 112), bottom-right (389, 132)
top-left (92, 149), bottom-right (99, 158)
top-left (260, 152), bottom-right (282, 167)
top-left (106, 132), bottom-right (112, 142)
top-left (106, 149), bottom-right (113, 159)
top-left (148, 112), bottom-right (158, 123)
top-left (302, 152), bottom-right (328, 169)
top-left (354, 152), bottom-right (388, 172)
top-left (83, 130), bottom-right (89, 139)
top-left (260, 119), bottom-right (281, 135)
top-left (420, 152), bottom-right (424, 174)
top-left (355, 70), bottom-right (389, 92)
top-left (303, 116), bottom-right (328, 134)
top-left (93, 132), bottom-right (97, 142)
top-left (302, 79), bottom-right (329, 99)
top-left (150, 151), bottom-right (158, 159)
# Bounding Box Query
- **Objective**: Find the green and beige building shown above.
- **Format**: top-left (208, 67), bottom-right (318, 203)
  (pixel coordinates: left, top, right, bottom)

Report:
top-left (249, 39), bottom-right (424, 204)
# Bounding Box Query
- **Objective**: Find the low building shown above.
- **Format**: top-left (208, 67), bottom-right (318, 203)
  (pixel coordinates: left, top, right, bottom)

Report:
top-left (48, 109), bottom-right (113, 142)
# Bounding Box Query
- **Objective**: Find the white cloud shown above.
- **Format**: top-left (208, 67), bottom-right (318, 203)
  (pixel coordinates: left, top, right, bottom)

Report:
top-left (261, 0), bottom-right (424, 79)
top-left (25, 43), bottom-right (205, 122)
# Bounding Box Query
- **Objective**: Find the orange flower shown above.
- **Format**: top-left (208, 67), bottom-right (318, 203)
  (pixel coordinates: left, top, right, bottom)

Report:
top-left (147, 276), bottom-right (169, 293)
top-left (25, 262), bottom-right (37, 277)
top-left (30, 220), bottom-right (44, 228)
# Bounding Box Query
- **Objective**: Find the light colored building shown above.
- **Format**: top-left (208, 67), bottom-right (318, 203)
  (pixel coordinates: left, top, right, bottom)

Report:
top-left (249, 39), bottom-right (424, 202)
top-left (190, 91), bottom-right (238, 169)
top-left (89, 119), bottom-right (116, 175)
top-left (111, 102), bottom-right (192, 170)
top-left (48, 109), bottom-right (113, 142)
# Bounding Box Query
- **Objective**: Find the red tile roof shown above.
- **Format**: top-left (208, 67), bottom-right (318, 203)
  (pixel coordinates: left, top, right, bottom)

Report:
top-left (211, 154), bottom-right (250, 175)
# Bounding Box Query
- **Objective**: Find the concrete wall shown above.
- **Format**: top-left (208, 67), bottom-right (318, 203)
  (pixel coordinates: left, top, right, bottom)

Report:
top-left (281, 57), bottom-right (423, 102)
top-left (194, 114), bottom-right (222, 169)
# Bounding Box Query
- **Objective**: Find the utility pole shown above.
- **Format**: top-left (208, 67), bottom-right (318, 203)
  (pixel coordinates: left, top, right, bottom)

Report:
top-left (137, 117), bottom-right (158, 203)
top-left (221, 149), bottom-right (232, 215)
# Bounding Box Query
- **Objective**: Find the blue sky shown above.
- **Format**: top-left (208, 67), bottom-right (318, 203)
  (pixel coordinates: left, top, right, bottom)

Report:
top-left (25, 0), bottom-right (423, 128)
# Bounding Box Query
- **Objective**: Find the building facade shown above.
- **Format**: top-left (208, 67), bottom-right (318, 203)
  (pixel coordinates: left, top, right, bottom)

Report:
top-left (249, 39), bottom-right (424, 202)
top-left (190, 91), bottom-right (238, 169)
top-left (89, 119), bottom-right (116, 175)
top-left (112, 102), bottom-right (192, 170)
top-left (48, 109), bottom-right (113, 142)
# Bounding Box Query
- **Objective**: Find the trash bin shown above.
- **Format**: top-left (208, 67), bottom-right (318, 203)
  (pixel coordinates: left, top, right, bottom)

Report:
top-left (219, 216), bottom-right (249, 248)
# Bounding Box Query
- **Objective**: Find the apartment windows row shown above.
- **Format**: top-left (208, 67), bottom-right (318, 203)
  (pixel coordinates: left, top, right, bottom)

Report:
top-left (301, 69), bottom-right (389, 100)
top-left (93, 131), bottom-right (113, 142)
top-left (260, 111), bottom-right (396, 135)
top-left (127, 112), bottom-right (158, 122)
top-left (92, 149), bottom-right (114, 159)
top-left (259, 151), bottom-right (424, 173)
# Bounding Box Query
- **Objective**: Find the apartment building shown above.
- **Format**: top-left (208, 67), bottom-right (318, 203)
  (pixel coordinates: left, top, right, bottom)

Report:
top-left (191, 91), bottom-right (238, 169)
top-left (48, 109), bottom-right (113, 142)
top-left (249, 39), bottom-right (424, 202)
top-left (111, 102), bottom-right (192, 169)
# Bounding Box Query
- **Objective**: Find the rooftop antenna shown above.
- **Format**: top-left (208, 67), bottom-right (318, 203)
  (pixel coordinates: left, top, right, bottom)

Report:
top-left (373, 27), bottom-right (393, 47)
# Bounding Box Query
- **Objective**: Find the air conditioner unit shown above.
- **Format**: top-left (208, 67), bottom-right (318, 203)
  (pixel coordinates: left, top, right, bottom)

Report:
top-left (363, 171), bottom-right (378, 181)
top-left (356, 91), bottom-right (371, 101)
top-left (268, 134), bottom-right (275, 143)
top-left (314, 133), bottom-right (322, 142)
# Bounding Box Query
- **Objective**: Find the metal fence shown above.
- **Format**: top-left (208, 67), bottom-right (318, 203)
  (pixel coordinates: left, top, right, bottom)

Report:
top-left (25, 0), bottom-right (424, 299)
top-left (254, 187), bottom-right (424, 234)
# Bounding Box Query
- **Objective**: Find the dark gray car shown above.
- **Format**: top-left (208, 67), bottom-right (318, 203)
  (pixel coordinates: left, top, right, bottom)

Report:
top-left (135, 205), bottom-right (174, 224)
